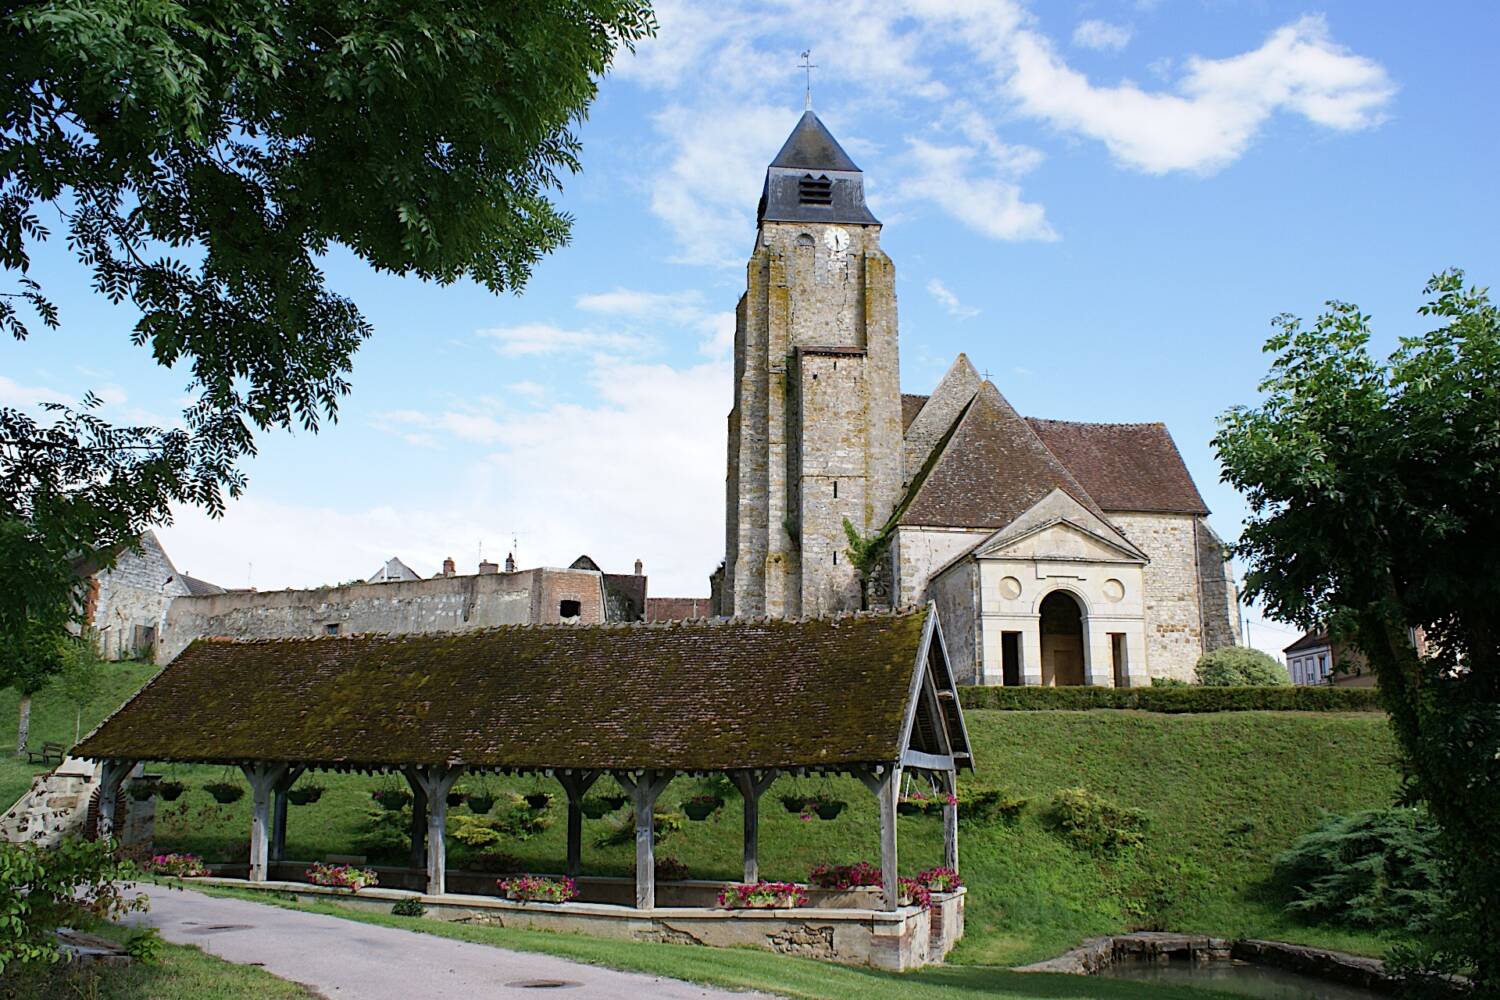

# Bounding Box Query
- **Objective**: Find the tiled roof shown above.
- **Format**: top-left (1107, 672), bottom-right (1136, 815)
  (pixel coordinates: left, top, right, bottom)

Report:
top-left (901, 394), bottom-right (929, 431)
top-left (1283, 630), bottom-right (1330, 655)
top-left (179, 574), bottom-right (225, 596)
top-left (1026, 419), bottom-right (1210, 515)
top-left (76, 609), bottom-right (937, 772)
top-left (899, 384), bottom-right (1107, 529)
top-left (646, 597), bottom-right (714, 621)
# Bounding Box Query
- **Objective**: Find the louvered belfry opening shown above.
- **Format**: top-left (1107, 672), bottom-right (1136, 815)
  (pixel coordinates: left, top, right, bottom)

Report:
top-left (798, 173), bottom-right (833, 205)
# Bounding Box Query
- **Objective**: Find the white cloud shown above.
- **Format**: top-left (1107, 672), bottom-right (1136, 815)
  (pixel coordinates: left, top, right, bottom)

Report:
top-left (1007, 15), bottom-right (1395, 174)
top-left (162, 355), bottom-right (731, 596)
top-left (576, 288), bottom-right (704, 320)
top-left (1072, 19), bottom-right (1132, 52)
top-left (900, 138), bottom-right (1057, 242)
top-left (926, 278), bottom-right (979, 319)
top-left (0, 373), bottom-right (72, 408)
top-left (507, 381), bottom-right (548, 401)
top-left (476, 322), bottom-right (652, 358)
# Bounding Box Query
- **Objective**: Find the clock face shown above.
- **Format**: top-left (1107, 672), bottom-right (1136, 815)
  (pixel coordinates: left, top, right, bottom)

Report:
top-left (824, 228), bottom-right (850, 254)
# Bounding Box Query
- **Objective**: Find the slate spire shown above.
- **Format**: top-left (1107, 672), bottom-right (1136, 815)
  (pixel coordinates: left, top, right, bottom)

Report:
top-left (757, 111), bottom-right (879, 227)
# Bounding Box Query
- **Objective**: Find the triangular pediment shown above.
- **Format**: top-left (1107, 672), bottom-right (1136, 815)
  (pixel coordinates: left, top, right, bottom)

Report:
top-left (898, 606), bottom-right (974, 772)
top-left (971, 489), bottom-right (1148, 565)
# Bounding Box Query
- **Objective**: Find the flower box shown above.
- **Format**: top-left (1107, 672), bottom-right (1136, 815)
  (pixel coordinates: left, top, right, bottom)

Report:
top-left (718, 881), bottom-right (809, 909)
top-left (523, 793), bottom-right (553, 811)
top-left (779, 794), bottom-right (810, 814)
top-left (498, 875), bottom-right (577, 903)
top-left (204, 782), bottom-right (245, 804)
top-left (808, 861), bottom-right (883, 889)
top-left (466, 794), bottom-right (495, 814)
top-left (918, 866), bottom-right (963, 893)
top-left (148, 853), bottom-right (206, 878)
top-left (307, 862), bottom-right (378, 891)
top-left (811, 799), bottom-right (846, 820)
top-left (156, 780), bottom-right (186, 801)
top-left (371, 789), bottom-right (411, 811)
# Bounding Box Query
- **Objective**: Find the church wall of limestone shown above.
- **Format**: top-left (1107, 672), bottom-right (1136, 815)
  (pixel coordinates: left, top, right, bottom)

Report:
top-left (720, 110), bottom-right (1241, 686)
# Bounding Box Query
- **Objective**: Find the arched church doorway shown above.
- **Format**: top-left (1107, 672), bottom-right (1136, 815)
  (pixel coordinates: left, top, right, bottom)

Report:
top-left (1039, 591), bottom-right (1086, 686)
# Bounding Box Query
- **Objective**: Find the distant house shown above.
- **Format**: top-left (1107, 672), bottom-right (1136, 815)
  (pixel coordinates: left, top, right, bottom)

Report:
top-left (368, 557), bottom-right (422, 583)
top-left (82, 531), bottom-right (223, 660)
top-left (646, 597), bottom-right (714, 621)
top-left (1284, 631), bottom-right (1377, 688)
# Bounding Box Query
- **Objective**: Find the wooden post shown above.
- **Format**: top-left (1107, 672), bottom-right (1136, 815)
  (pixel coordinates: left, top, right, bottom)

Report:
top-left (939, 769), bottom-right (959, 874)
top-left (616, 770), bottom-right (672, 909)
top-left (404, 766), bottom-right (463, 895)
top-left (557, 770), bottom-right (600, 878)
top-left (242, 763), bottom-right (288, 882)
top-left (403, 770), bottom-right (429, 873)
top-left (96, 760), bottom-right (128, 843)
top-left (859, 765), bottom-right (901, 911)
top-left (730, 769), bottom-right (778, 884)
top-left (270, 767), bottom-right (305, 865)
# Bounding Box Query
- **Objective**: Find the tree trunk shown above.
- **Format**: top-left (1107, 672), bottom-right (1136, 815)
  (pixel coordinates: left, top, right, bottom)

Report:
top-left (16, 695), bottom-right (32, 755)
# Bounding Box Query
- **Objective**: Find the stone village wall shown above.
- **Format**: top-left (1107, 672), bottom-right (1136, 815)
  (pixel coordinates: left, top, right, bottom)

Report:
top-left (157, 568), bottom-right (606, 664)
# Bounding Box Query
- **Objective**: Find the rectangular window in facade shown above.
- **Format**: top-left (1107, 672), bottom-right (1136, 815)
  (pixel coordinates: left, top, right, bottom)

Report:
top-left (1001, 631), bottom-right (1021, 687)
top-left (1110, 633), bottom-right (1127, 688)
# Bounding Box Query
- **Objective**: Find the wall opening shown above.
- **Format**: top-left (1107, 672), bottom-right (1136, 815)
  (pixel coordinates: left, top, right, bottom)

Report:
top-left (1001, 631), bottom-right (1021, 687)
top-left (798, 174), bottom-right (832, 205)
top-left (324, 623), bottom-right (340, 636)
top-left (1110, 633), bottom-right (1127, 688)
top-left (559, 600), bottom-right (581, 619)
top-left (832, 479), bottom-right (838, 498)
top-left (1039, 591), bottom-right (1086, 686)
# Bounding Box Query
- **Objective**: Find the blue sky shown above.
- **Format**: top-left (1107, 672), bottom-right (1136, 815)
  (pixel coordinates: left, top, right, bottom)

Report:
top-left (4, 1), bottom-right (1497, 657)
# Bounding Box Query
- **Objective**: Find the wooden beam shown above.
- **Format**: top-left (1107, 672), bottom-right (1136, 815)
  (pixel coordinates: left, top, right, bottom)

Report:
top-left (938, 769), bottom-right (959, 874)
top-left (402, 770), bottom-right (428, 873)
top-left (270, 767), bottom-right (305, 864)
top-left (404, 766), bottom-right (464, 895)
top-left (241, 763), bottom-right (289, 882)
top-left (901, 749), bottom-right (956, 772)
top-left (858, 765), bottom-right (901, 911)
top-left (95, 760), bottom-right (128, 843)
top-left (557, 770), bottom-right (600, 878)
top-left (620, 770), bottom-right (673, 909)
top-left (729, 769), bottom-right (778, 884)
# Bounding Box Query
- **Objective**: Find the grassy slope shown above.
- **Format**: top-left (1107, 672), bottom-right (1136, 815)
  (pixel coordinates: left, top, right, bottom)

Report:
top-left (0, 659), bottom-right (160, 806)
top-left (147, 709), bottom-right (1402, 966)
top-left (1, 938), bottom-right (316, 1000)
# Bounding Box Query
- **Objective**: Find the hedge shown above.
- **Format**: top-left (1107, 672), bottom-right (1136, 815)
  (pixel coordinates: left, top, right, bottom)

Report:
top-left (958, 684), bottom-right (1383, 713)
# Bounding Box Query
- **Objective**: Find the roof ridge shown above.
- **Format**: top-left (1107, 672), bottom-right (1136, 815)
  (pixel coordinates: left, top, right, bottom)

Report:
top-left (1026, 416), bottom-right (1169, 430)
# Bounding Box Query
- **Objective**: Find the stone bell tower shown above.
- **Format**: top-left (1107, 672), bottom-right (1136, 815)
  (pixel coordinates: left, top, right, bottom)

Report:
top-left (722, 110), bottom-right (903, 618)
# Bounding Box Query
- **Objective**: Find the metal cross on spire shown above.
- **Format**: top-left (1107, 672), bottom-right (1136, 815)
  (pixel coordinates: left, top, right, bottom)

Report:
top-left (799, 50), bottom-right (817, 109)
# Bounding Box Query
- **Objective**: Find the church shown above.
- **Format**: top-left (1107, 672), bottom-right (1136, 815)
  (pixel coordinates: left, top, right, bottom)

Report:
top-left (713, 110), bottom-right (1241, 686)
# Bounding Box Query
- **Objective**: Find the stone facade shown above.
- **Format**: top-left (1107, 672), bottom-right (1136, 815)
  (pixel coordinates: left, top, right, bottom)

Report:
top-left (86, 532), bottom-right (193, 660)
top-left (1111, 512), bottom-right (1216, 683)
top-left (724, 219), bottom-right (902, 617)
top-left (157, 566), bottom-right (611, 664)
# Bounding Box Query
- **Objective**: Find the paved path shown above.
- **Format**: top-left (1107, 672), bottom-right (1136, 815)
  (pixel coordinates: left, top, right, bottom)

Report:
top-left (124, 885), bottom-right (769, 1000)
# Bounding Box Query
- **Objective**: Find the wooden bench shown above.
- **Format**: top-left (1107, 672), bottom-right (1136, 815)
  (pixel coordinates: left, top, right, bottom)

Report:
top-left (25, 741), bottom-right (65, 765)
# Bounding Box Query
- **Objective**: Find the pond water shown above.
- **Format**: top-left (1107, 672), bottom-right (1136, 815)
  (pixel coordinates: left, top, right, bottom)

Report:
top-left (1095, 958), bottom-right (1388, 1000)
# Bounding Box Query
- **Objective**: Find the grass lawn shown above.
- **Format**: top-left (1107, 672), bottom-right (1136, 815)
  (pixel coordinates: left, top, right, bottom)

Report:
top-left (144, 710), bottom-right (1404, 966)
top-left (190, 880), bottom-right (1247, 1000)
top-left (0, 659), bottom-right (160, 807)
top-left (0, 937), bottom-right (317, 1000)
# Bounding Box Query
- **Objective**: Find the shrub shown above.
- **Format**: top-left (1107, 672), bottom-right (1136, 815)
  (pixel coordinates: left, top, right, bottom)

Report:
top-left (0, 838), bottom-right (145, 971)
top-left (467, 851), bottom-right (523, 874)
top-left (957, 789), bottom-right (1027, 824)
top-left (717, 881), bottom-right (808, 909)
top-left (356, 804), bottom-right (411, 858)
top-left (808, 861), bottom-right (882, 889)
top-left (1047, 787), bottom-right (1149, 854)
top-left (391, 897), bottom-right (426, 917)
top-left (1274, 807), bottom-right (1450, 933)
top-left (306, 862), bottom-right (378, 891)
top-left (959, 684), bottom-right (1380, 713)
top-left (1196, 647), bottom-right (1290, 686)
top-left (123, 927), bottom-right (163, 964)
top-left (655, 856), bottom-right (689, 881)
top-left (498, 875), bottom-right (577, 903)
top-left (1150, 676), bottom-right (1189, 687)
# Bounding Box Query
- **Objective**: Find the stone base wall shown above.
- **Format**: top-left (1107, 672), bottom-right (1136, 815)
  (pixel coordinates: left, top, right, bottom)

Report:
top-left (192, 877), bottom-right (962, 972)
top-left (1, 762), bottom-right (97, 846)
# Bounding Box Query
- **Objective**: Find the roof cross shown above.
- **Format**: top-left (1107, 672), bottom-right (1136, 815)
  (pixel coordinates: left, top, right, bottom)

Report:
top-left (799, 50), bottom-right (818, 109)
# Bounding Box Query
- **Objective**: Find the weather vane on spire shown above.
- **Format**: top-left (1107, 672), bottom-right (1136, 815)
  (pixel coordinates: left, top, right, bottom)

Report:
top-left (799, 49), bottom-right (817, 109)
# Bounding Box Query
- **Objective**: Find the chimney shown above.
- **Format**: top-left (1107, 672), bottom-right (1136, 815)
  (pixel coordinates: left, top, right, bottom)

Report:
top-left (634, 559), bottom-right (644, 576)
top-left (442, 557), bottom-right (455, 578)
top-left (504, 552), bottom-right (517, 573)
top-left (478, 559), bottom-right (499, 575)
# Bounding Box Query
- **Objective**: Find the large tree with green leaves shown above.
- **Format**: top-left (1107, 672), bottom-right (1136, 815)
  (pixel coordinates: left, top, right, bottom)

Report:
top-left (1215, 269), bottom-right (1499, 991)
top-left (1, 2), bottom-right (653, 703)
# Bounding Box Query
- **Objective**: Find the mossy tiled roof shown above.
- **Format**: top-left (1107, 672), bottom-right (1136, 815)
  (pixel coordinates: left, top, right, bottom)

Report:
top-left (77, 608), bottom-right (933, 771)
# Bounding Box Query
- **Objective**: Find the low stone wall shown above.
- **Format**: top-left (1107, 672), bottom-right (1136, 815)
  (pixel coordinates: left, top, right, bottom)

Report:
top-left (189, 877), bottom-right (963, 971)
top-left (1, 760), bottom-right (98, 846)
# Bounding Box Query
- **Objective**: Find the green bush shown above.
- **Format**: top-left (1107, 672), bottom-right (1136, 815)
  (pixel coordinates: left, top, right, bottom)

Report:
top-left (959, 684), bottom-right (1380, 713)
top-left (1275, 807), bottom-right (1450, 934)
top-left (0, 838), bottom-right (145, 971)
top-left (391, 897), bottom-right (426, 917)
top-left (958, 789), bottom-right (1027, 825)
top-left (1150, 676), bottom-right (1189, 687)
top-left (1045, 787), bottom-right (1149, 854)
top-left (1196, 647), bottom-right (1290, 686)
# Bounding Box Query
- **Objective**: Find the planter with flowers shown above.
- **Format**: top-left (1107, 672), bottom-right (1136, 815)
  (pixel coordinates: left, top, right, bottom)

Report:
top-left (286, 784), bottom-right (325, 806)
top-left (682, 794), bottom-right (723, 821)
top-left (897, 789), bottom-right (932, 816)
top-left (778, 793), bottom-right (810, 815)
top-left (466, 792), bottom-right (496, 814)
top-left (148, 853), bottom-right (207, 878)
top-left (523, 791), bottom-right (553, 811)
top-left (497, 875), bottom-right (577, 903)
top-left (918, 866), bottom-right (963, 893)
top-left (807, 793), bottom-right (846, 820)
top-left (371, 788), bottom-right (411, 811)
top-left (896, 876), bottom-right (931, 910)
top-left (717, 881), bottom-right (809, 910)
top-left (446, 788), bottom-right (469, 808)
top-left (307, 862), bottom-right (379, 892)
top-left (808, 861), bottom-right (882, 890)
top-left (204, 781), bottom-right (245, 804)
top-left (156, 780), bottom-right (186, 801)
